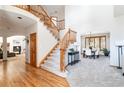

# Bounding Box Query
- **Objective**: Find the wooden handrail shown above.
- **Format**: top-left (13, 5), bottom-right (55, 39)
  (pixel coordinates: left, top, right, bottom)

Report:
top-left (60, 29), bottom-right (77, 71)
top-left (32, 5), bottom-right (59, 39)
top-left (51, 18), bottom-right (65, 30)
top-left (57, 20), bottom-right (65, 30)
top-left (14, 5), bottom-right (59, 40)
top-left (38, 6), bottom-right (58, 29)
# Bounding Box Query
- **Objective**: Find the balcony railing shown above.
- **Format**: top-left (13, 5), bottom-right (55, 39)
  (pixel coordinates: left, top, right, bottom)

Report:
top-left (14, 5), bottom-right (59, 39)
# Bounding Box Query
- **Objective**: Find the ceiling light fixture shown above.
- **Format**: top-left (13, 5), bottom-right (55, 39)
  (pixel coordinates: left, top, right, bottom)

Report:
top-left (17, 17), bottom-right (22, 19)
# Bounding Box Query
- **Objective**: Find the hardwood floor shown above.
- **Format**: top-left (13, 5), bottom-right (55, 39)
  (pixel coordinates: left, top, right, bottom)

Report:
top-left (0, 55), bottom-right (69, 87)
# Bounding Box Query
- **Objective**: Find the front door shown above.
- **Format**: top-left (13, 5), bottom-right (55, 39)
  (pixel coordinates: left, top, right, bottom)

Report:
top-left (30, 33), bottom-right (37, 67)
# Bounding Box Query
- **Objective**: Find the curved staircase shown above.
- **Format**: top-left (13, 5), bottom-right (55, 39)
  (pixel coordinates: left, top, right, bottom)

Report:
top-left (14, 5), bottom-right (77, 77)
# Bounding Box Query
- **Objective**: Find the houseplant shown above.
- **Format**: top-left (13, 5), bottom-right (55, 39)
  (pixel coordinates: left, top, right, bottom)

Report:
top-left (102, 48), bottom-right (110, 56)
top-left (69, 48), bottom-right (75, 52)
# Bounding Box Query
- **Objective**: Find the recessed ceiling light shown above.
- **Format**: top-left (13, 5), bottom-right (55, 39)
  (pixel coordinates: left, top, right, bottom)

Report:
top-left (54, 11), bottom-right (58, 13)
top-left (17, 17), bottom-right (22, 19)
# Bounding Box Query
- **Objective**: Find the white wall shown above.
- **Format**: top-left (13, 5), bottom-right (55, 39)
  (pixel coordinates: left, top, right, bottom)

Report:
top-left (65, 5), bottom-right (124, 67)
top-left (25, 20), bottom-right (58, 67)
top-left (65, 5), bottom-right (114, 45)
top-left (37, 21), bottom-right (57, 67)
top-left (110, 15), bottom-right (124, 66)
top-left (114, 5), bottom-right (124, 17)
top-left (25, 23), bottom-right (37, 63)
top-left (7, 36), bottom-right (25, 53)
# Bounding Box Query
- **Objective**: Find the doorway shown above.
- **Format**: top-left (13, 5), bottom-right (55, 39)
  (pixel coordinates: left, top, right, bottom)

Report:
top-left (30, 33), bottom-right (37, 67)
top-left (0, 36), bottom-right (26, 62)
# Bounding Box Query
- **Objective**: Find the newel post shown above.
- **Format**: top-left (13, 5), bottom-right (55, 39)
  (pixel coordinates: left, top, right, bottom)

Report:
top-left (60, 48), bottom-right (65, 72)
top-left (27, 5), bottom-right (31, 11)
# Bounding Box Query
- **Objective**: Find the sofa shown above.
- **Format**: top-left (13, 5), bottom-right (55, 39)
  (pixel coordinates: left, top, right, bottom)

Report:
top-left (0, 49), bottom-right (16, 59)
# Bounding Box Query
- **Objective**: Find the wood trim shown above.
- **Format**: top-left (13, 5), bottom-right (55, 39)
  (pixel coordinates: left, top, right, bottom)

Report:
top-left (60, 49), bottom-right (65, 71)
top-left (40, 42), bottom-right (59, 65)
top-left (30, 33), bottom-right (37, 67)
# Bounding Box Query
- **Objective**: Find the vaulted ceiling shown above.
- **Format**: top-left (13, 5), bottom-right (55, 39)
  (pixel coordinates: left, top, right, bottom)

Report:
top-left (42, 5), bottom-right (65, 20)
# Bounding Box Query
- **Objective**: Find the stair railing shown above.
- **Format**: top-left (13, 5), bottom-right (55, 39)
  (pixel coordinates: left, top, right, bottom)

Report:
top-left (14, 5), bottom-right (59, 40)
top-left (60, 28), bottom-right (77, 71)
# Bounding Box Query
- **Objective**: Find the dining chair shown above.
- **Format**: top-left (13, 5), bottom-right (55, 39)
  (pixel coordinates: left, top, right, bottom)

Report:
top-left (85, 49), bottom-right (92, 58)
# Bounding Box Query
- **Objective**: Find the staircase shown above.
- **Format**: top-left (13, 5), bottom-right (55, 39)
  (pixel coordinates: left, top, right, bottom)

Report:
top-left (41, 29), bottom-right (77, 77)
top-left (41, 44), bottom-right (68, 77)
top-left (14, 5), bottom-right (77, 77)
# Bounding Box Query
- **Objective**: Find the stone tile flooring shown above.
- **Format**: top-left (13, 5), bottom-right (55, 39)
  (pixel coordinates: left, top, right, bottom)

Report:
top-left (66, 56), bottom-right (124, 87)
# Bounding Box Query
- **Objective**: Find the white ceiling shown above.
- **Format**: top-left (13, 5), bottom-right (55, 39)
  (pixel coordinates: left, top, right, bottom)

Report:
top-left (0, 9), bottom-right (36, 28)
top-left (42, 5), bottom-right (65, 20)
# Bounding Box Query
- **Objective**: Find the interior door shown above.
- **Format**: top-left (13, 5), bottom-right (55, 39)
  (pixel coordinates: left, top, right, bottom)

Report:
top-left (30, 33), bottom-right (37, 67)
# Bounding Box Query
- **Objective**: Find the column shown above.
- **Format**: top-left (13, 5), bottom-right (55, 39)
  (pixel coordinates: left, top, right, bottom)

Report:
top-left (2, 36), bottom-right (7, 62)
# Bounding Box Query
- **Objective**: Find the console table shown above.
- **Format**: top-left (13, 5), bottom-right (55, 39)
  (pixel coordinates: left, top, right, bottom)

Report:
top-left (68, 51), bottom-right (80, 65)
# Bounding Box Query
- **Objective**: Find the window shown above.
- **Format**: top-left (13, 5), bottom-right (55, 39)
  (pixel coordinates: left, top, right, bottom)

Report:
top-left (85, 36), bottom-right (106, 50)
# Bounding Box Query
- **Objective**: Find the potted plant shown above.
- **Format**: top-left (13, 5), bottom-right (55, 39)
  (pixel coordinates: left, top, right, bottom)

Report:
top-left (69, 48), bottom-right (75, 52)
top-left (102, 48), bottom-right (110, 56)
